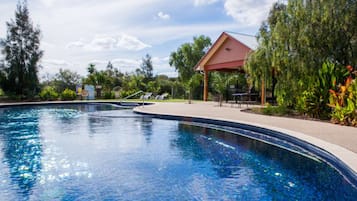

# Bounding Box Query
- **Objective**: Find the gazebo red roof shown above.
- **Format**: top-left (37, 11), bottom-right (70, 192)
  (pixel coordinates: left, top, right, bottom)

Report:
top-left (195, 31), bottom-right (257, 72)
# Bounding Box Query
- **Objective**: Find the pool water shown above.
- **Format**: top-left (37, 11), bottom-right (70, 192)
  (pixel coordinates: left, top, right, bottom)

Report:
top-left (0, 104), bottom-right (356, 200)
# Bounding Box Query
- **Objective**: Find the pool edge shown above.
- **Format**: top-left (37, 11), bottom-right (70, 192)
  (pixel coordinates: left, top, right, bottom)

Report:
top-left (133, 106), bottom-right (357, 188)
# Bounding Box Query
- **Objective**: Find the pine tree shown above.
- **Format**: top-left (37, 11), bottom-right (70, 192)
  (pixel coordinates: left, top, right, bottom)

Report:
top-left (140, 54), bottom-right (153, 82)
top-left (0, 1), bottom-right (43, 98)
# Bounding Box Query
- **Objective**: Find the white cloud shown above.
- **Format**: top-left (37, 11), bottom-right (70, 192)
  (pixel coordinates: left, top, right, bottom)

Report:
top-left (66, 40), bottom-right (85, 49)
top-left (39, 59), bottom-right (77, 79)
top-left (41, 41), bottom-right (55, 49)
top-left (111, 58), bottom-right (141, 69)
top-left (116, 33), bottom-right (151, 51)
top-left (157, 11), bottom-right (170, 20)
top-left (224, 0), bottom-right (276, 26)
top-left (42, 59), bottom-right (70, 66)
top-left (40, 0), bottom-right (56, 7)
top-left (67, 34), bottom-right (151, 52)
top-left (193, 0), bottom-right (219, 6)
top-left (89, 36), bottom-right (117, 51)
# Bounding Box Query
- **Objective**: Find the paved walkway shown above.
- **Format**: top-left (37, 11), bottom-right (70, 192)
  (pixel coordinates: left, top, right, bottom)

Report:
top-left (134, 101), bottom-right (357, 173)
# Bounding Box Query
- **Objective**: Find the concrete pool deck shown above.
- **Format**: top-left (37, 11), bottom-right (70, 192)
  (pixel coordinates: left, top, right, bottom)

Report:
top-left (134, 101), bottom-right (357, 174)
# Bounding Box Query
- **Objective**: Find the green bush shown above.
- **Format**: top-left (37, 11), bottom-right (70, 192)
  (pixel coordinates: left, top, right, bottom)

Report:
top-left (262, 104), bottom-right (289, 116)
top-left (0, 88), bottom-right (4, 96)
top-left (119, 89), bottom-right (138, 99)
top-left (39, 86), bottom-right (59, 101)
top-left (103, 91), bottom-right (115, 99)
top-left (61, 88), bottom-right (77, 101)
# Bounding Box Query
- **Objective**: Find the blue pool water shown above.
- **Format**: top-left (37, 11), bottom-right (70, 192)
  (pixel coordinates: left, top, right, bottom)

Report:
top-left (0, 104), bottom-right (356, 200)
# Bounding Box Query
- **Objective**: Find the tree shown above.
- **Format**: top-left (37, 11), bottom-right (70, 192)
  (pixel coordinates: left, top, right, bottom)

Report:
top-left (53, 68), bottom-right (81, 92)
top-left (138, 54), bottom-right (153, 82)
top-left (246, 0), bottom-right (357, 115)
top-left (169, 35), bottom-right (211, 100)
top-left (0, 1), bottom-right (43, 97)
top-left (169, 35), bottom-right (211, 83)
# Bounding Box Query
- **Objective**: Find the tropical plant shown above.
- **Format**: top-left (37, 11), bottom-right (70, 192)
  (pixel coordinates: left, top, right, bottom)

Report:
top-left (184, 73), bottom-right (202, 104)
top-left (328, 66), bottom-right (357, 126)
top-left (297, 62), bottom-right (348, 119)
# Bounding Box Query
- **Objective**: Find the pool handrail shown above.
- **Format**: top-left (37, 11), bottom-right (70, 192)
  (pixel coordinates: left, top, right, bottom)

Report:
top-left (120, 90), bottom-right (143, 103)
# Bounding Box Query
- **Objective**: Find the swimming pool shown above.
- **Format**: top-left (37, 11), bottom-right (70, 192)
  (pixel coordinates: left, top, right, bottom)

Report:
top-left (0, 103), bottom-right (356, 200)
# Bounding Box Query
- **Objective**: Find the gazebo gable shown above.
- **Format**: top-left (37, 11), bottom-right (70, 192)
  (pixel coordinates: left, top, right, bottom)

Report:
top-left (205, 36), bottom-right (253, 71)
top-left (195, 32), bottom-right (256, 72)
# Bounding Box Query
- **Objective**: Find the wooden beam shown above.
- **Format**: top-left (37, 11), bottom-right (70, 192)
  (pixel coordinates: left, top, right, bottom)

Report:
top-left (204, 70), bottom-right (208, 101)
top-left (261, 78), bottom-right (265, 105)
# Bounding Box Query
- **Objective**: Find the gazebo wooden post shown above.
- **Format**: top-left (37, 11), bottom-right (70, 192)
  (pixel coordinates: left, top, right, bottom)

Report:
top-left (261, 78), bottom-right (265, 105)
top-left (204, 70), bottom-right (208, 101)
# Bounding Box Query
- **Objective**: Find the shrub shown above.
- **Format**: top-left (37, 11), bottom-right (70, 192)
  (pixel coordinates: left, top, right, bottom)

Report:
top-left (103, 91), bottom-right (115, 99)
top-left (328, 66), bottom-right (357, 126)
top-left (39, 86), bottom-right (59, 101)
top-left (119, 89), bottom-right (138, 99)
top-left (0, 88), bottom-right (4, 96)
top-left (61, 88), bottom-right (77, 101)
top-left (262, 104), bottom-right (289, 116)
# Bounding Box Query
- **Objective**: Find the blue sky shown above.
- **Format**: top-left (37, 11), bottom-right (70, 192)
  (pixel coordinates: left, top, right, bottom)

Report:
top-left (0, 0), bottom-right (276, 78)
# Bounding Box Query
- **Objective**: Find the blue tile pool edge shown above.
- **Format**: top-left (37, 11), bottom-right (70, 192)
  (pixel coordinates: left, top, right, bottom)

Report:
top-left (133, 110), bottom-right (357, 189)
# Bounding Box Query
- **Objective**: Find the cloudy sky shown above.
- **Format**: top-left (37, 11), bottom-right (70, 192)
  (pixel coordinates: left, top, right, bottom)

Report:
top-left (0, 0), bottom-right (276, 79)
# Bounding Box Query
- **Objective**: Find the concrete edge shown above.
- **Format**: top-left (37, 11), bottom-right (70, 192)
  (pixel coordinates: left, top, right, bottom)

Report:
top-left (133, 106), bottom-right (357, 188)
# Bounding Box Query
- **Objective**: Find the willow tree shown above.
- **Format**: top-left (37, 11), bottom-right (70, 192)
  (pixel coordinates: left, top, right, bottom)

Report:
top-left (245, 3), bottom-right (285, 104)
top-left (0, 1), bottom-right (43, 98)
top-left (246, 0), bottom-right (357, 112)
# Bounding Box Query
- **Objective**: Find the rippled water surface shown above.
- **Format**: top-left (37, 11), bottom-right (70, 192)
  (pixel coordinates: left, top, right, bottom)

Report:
top-left (0, 104), bottom-right (356, 201)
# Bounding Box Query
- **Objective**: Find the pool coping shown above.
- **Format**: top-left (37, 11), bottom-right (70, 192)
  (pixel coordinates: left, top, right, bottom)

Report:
top-left (133, 103), bottom-right (357, 188)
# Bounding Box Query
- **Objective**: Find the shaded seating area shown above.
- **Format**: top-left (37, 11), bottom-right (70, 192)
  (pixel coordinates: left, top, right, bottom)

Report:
top-left (195, 31), bottom-right (266, 105)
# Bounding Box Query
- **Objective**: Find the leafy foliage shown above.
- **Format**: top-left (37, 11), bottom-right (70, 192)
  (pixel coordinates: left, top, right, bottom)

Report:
top-left (328, 67), bottom-right (357, 126)
top-left (60, 88), bottom-right (76, 101)
top-left (297, 62), bottom-right (348, 119)
top-left (246, 0), bottom-right (357, 118)
top-left (39, 86), bottom-right (58, 101)
top-left (0, 1), bottom-right (43, 98)
top-left (52, 69), bottom-right (81, 93)
top-left (169, 35), bottom-right (211, 83)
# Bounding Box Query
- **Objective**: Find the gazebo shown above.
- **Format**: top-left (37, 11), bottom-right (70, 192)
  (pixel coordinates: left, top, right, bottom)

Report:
top-left (194, 31), bottom-right (264, 104)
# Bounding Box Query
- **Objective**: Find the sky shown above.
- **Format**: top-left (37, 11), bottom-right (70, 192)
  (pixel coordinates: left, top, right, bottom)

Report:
top-left (0, 0), bottom-right (277, 79)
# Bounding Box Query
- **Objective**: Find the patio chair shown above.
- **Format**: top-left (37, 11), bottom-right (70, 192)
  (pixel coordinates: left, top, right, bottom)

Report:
top-left (158, 93), bottom-right (169, 100)
top-left (141, 92), bottom-right (152, 100)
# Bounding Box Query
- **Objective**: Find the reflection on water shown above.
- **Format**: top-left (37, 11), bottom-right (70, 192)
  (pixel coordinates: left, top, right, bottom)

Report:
top-left (173, 122), bottom-right (357, 200)
top-left (0, 108), bottom-right (42, 199)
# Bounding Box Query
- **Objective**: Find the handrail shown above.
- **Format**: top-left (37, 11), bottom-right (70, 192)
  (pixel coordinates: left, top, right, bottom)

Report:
top-left (120, 90), bottom-right (143, 103)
